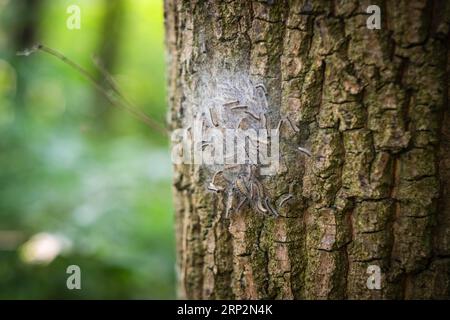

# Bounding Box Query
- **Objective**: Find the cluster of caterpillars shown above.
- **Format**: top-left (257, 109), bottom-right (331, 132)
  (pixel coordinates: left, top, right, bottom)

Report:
top-left (208, 164), bottom-right (299, 218)
top-left (197, 80), bottom-right (311, 218)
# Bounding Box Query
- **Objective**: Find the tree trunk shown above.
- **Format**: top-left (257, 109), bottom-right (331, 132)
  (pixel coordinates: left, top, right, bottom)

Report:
top-left (164, 0), bottom-right (450, 299)
top-left (94, 0), bottom-right (125, 120)
top-left (9, 0), bottom-right (43, 113)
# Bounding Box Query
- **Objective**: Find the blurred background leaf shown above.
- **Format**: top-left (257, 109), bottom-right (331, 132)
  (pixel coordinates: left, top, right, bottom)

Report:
top-left (0, 0), bottom-right (175, 299)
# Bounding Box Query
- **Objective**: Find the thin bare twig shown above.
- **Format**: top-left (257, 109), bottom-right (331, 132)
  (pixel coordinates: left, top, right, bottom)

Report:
top-left (17, 43), bottom-right (167, 136)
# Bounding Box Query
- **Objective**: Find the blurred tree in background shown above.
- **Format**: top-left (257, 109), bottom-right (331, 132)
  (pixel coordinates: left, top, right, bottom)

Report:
top-left (0, 0), bottom-right (174, 299)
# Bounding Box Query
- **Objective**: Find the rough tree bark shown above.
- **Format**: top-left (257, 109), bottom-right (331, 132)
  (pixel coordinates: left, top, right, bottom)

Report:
top-left (164, 0), bottom-right (450, 299)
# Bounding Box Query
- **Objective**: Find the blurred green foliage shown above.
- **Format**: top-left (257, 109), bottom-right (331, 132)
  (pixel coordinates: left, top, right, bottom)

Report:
top-left (0, 0), bottom-right (175, 298)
